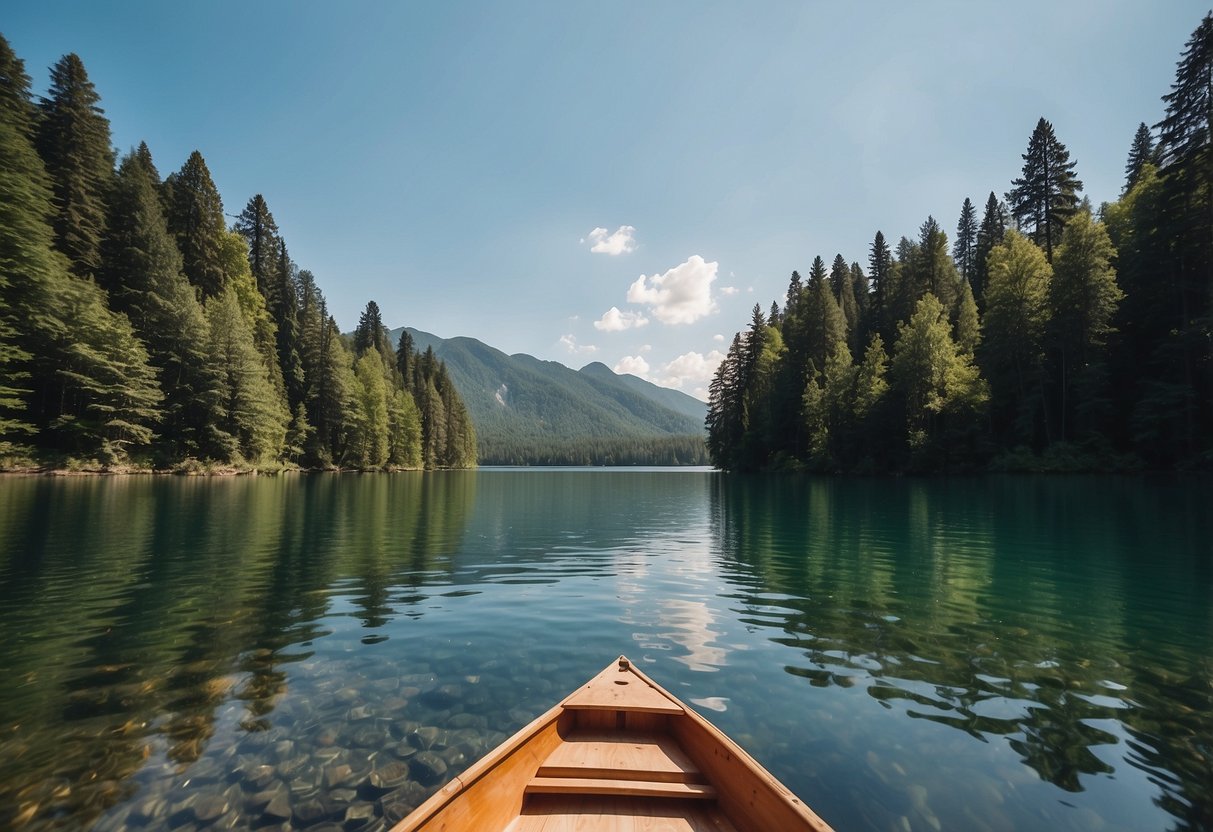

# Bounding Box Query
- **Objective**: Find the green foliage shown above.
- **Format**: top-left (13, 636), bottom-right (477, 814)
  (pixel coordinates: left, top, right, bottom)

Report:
top-left (36, 53), bottom-right (114, 280)
top-left (1049, 212), bottom-right (1123, 441)
top-left (981, 230), bottom-right (1052, 445)
top-left (165, 151), bottom-right (226, 298)
top-left (204, 289), bottom-right (288, 463)
top-left (973, 192), bottom-right (1006, 307)
top-left (1124, 122), bottom-right (1155, 193)
top-left (953, 197), bottom-right (977, 286)
top-left (1006, 117), bottom-right (1083, 262)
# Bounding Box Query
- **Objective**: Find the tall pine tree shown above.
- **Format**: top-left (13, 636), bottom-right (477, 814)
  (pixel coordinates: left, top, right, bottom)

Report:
top-left (36, 53), bottom-right (115, 281)
top-left (1006, 117), bottom-right (1083, 262)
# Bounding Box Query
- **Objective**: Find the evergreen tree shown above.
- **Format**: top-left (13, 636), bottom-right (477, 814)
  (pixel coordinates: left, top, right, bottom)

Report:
top-left (0, 35), bottom-right (48, 447)
top-left (35, 53), bottom-right (114, 280)
top-left (1155, 11), bottom-right (1213, 457)
top-left (101, 150), bottom-right (214, 456)
top-left (1050, 211), bottom-right (1123, 441)
top-left (1006, 117), bottom-right (1083, 262)
top-left (396, 329), bottom-right (415, 390)
top-left (981, 230), bottom-right (1053, 446)
top-left (954, 197), bottom-right (977, 286)
top-left (868, 231), bottom-right (892, 340)
top-left (234, 194), bottom-right (280, 302)
top-left (974, 192), bottom-right (1006, 307)
top-left (954, 279), bottom-right (981, 357)
top-left (387, 386), bottom-right (422, 467)
top-left (1124, 122), bottom-right (1155, 193)
top-left (204, 288), bottom-right (288, 462)
top-left (830, 253), bottom-right (859, 342)
top-left (351, 352), bottom-right (389, 468)
top-left (804, 255), bottom-right (847, 375)
top-left (706, 333), bottom-right (745, 469)
top-left (271, 238), bottom-right (304, 408)
top-left (165, 151), bottom-right (226, 298)
top-left (850, 262), bottom-right (870, 336)
top-left (354, 300), bottom-right (388, 358)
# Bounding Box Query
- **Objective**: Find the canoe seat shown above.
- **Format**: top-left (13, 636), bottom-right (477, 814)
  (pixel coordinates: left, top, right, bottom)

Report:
top-left (525, 728), bottom-right (717, 806)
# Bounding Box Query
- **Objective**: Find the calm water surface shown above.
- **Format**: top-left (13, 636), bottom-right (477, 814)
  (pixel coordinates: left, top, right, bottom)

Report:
top-left (0, 471), bottom-right (1210, 831)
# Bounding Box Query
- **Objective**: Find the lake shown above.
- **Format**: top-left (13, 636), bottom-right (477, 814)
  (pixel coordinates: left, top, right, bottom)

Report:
top-left (0, 470), bottom-right (1209, 831)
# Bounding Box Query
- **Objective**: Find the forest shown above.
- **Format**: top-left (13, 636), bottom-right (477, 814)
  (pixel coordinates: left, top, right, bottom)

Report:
top-left (707, 13), bottom-right (1213, 473)
top-left (0, 36), bottom-right (475, 471)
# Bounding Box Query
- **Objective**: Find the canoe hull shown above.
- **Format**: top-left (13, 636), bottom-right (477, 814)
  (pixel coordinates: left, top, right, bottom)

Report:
top-left (391, 657), bottom-right (833, 832)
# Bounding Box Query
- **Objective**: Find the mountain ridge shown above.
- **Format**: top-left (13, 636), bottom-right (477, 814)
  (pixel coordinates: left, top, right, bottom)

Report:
top-left (386, 327), bottom-right (706, 459)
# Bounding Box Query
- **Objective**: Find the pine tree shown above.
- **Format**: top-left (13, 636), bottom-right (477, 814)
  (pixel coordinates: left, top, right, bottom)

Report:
top-left (1006, 117), bottom-right (1084, 262)
top-left (869, 231), bottom-right (892, 340)
top-left (352, 352), bottom-right (389, 468)
top-left (850, 262), bottom-right (870, 335)
top-left (830, 253), bottom-right (859, 347)
top-left (204, 288), bottom-right (288, 462)
top-left (954, 279), bottom-right (981, 357)
top-left (706, 334), bottom-right (745, 469)
top-left (165, 151), bottom-right (226, 298)
top-left (354, 300), bottom-right (388, 358)
top-left (1124, 122), bottom-right (1155, 193)
top-left (234, 194), bottom-right (280, 301)
top-left (974, 192), bottom-right (1006, 307)
top-left (954, 197), bottom-right (977, 286)
top-left (981, 230), bottom-right (1053, 446)
top-left (36, 53), bottom-right (115, 280)
top-left (271, 239), bottom-right (303, 409)
top-left (1155, 11), bottom-right (1213, 457)
top-left (101, 150), bottom-right (214, 456)
top-left (804, 255), bottom-right (847, 376)
top-left (1050, 212), bottom-right (1123, 441)
top-left (396, 329), bottom-right (415, 390)
top-left (0, 35), bottom-right (48, 447)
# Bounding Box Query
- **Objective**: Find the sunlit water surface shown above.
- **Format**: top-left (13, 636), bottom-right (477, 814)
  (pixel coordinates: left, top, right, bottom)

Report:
top-left (0, 470), bottom-right (1210, 831)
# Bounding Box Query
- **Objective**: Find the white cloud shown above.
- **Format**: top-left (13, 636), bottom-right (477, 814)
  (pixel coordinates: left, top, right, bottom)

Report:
top-left (639, 344), bottom-right (652, 353)
top-left (626, 255), bottom-right (718, 325)
top-left (720, 286), bottom-right (739, 296)
top-left (713, 334), bottom-right (725, 343)
top-left (559, 334), bottom-right (598, 355)
top-left (614, 355), bottom-right (651, 377)
top-left (585, 225), bottom-right (637, 255)
top-left (656, 350), bottom-right (726, 391)
top-left (593, 306), bottom-right (649, 331)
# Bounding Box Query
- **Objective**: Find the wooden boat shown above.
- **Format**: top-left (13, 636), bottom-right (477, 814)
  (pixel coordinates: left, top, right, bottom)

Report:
top-left (391, 656), bottom-right (834, 831)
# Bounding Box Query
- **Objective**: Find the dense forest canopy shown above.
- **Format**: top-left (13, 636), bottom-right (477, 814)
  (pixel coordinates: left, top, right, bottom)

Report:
top-left (0, 35), bottom-right (474, 470)
top-left (706, 12), bottom-right (1213, 473)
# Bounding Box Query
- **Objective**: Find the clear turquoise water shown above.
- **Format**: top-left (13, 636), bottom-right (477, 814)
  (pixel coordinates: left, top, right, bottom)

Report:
top-left (0, 471), bottom-right (1209, 831)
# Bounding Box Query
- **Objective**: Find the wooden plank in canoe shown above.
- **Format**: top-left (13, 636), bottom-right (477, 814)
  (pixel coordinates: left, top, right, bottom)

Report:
top-left (562, 660), bottom-right (684, 715)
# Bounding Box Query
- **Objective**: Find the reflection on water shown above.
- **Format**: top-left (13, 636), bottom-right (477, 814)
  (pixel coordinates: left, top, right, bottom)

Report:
top-left (0, 471), bottom-right (1209, 831)
top-left (710, 475), bottom-right (1213, 831)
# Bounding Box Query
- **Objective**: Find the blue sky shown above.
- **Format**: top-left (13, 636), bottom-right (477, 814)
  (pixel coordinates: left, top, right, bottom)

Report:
top-left (6, 2), bottom-right (1207, 399)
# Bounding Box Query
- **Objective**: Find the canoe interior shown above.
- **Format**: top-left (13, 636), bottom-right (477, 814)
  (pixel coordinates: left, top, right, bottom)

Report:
top-left (391, 658), bottom-right (833, 832)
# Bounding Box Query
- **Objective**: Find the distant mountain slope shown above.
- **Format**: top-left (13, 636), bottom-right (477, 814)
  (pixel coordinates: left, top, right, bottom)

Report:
top-left (387, 328), bottom-right (706, 446)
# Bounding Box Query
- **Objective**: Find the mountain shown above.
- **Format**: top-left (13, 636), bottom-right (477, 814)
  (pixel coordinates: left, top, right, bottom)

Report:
top-left (386, 328), bottom-right (706, 458)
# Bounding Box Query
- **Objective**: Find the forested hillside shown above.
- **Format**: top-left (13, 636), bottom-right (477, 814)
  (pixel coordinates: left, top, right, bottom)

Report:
top-left (707, 13), bottom-right (1213, 473)
top-left (391, 328), bottom-right (709, 465)
top-left (0, 36), bottom-right (474, 470)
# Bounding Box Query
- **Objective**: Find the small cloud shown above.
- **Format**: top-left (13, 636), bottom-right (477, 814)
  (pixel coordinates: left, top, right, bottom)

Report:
top-left (639, 344), bottom-right (652, 353)
top-left (713, 334), bottom-right (725, 343)
top-left (594, 306), bottom-right (649, 331)
top-left (656, 350), bottom-right (726, 391)
top-left (626, 255), bottom-right (719, 325)
top-left (585, 225), bottom-right (637, 255)
top-left (720, 286), bottom-right (739, 296)
top-left (559, 334), bottom-right (598, 355)
top-left (746, 286), bottom-right (754, 293)
top-left (614, 355), bottom-right (651, 377)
